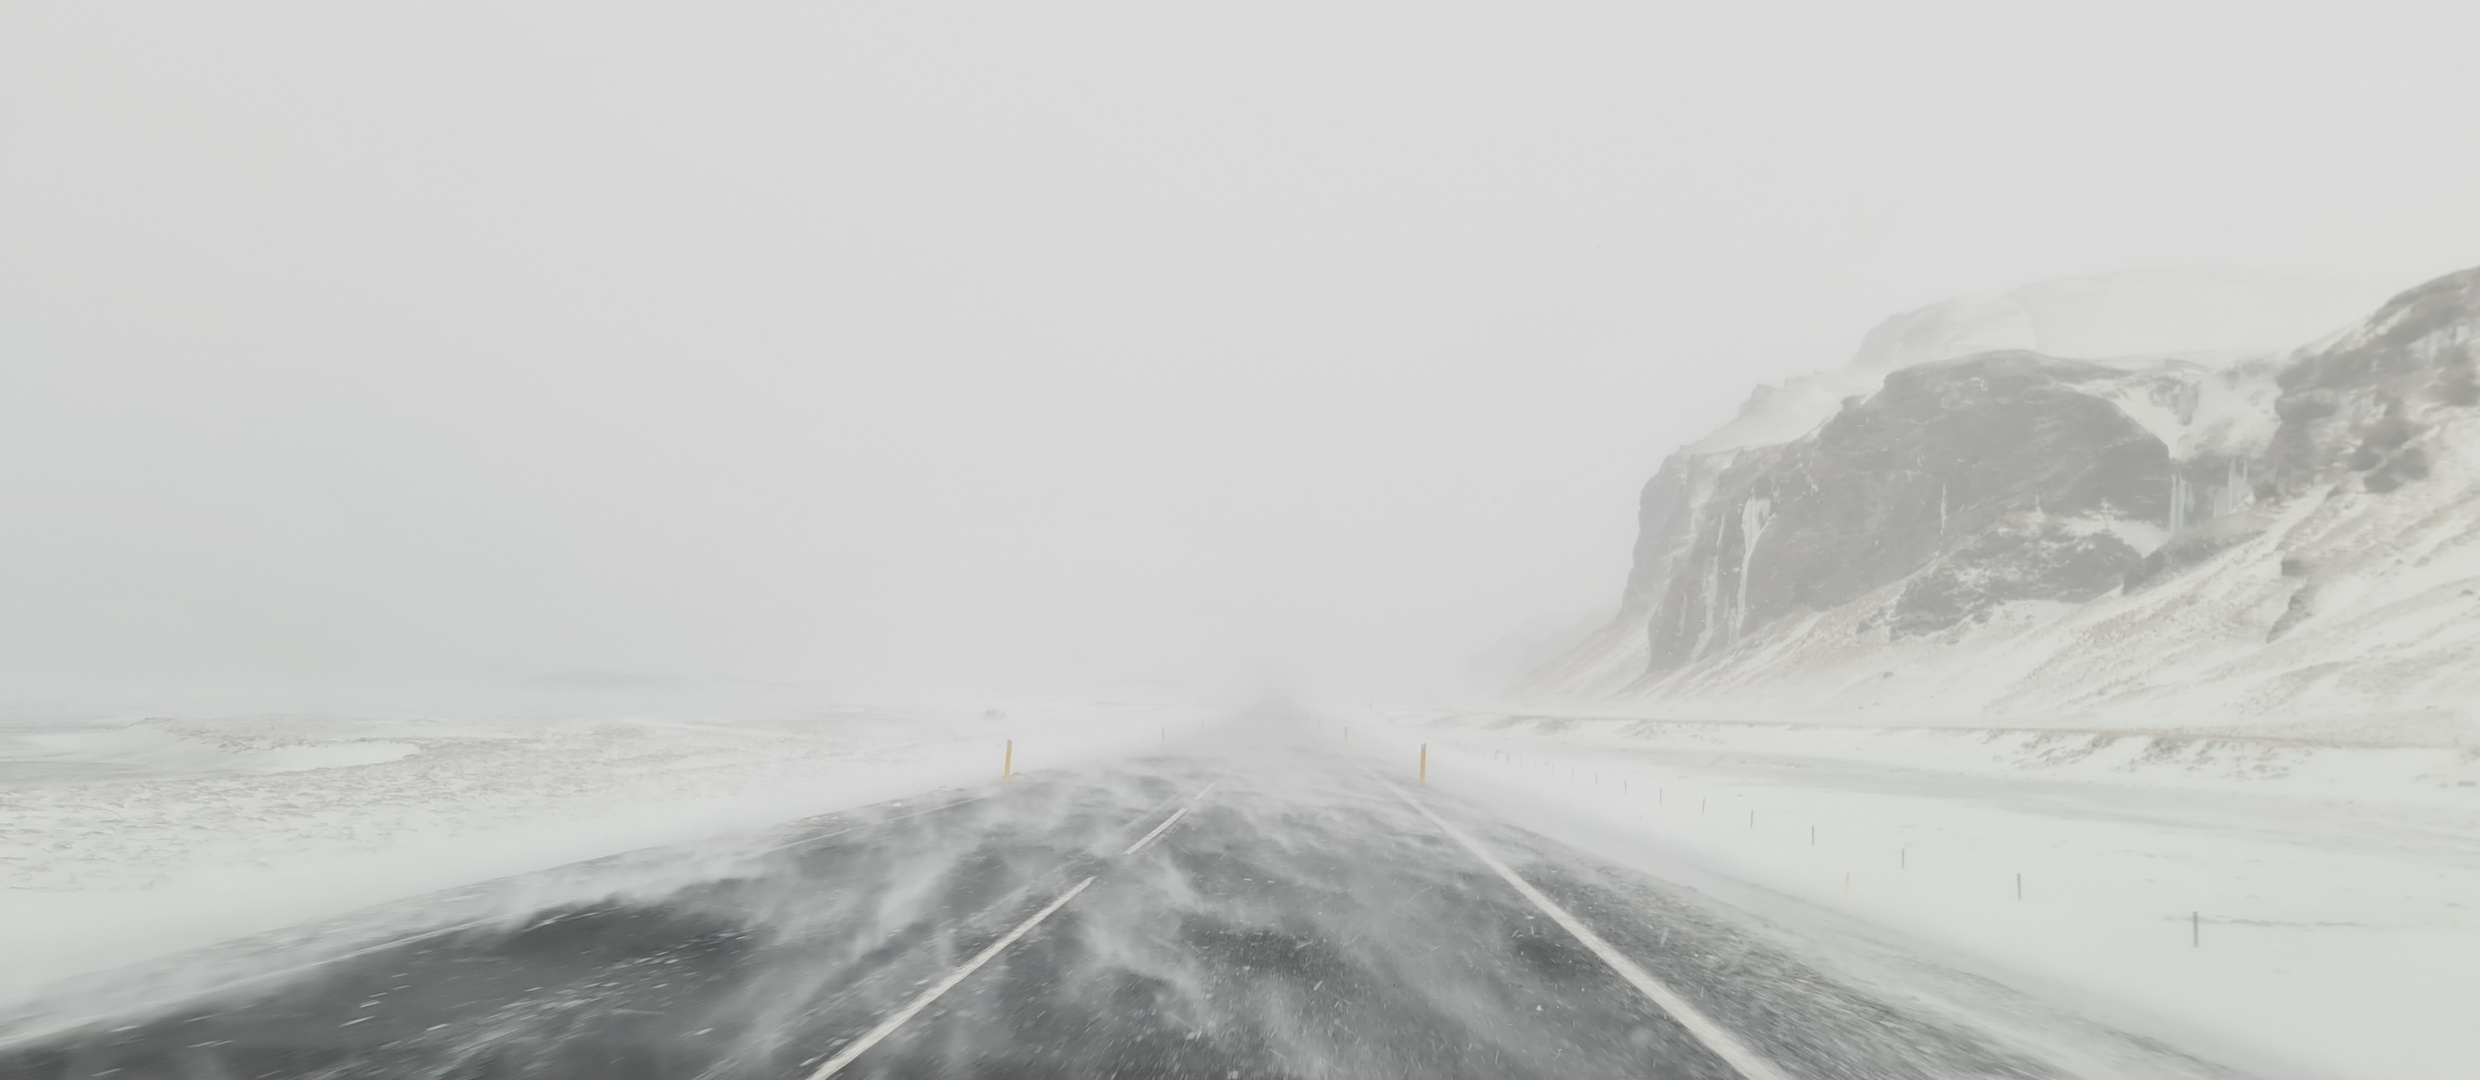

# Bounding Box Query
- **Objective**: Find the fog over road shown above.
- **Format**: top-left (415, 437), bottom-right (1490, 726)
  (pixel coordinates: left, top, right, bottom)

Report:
top-left (5, 726), bottom-right (2148, 1079)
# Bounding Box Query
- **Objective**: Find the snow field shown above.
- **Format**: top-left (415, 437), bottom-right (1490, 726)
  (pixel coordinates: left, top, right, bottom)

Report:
top-left (1357, 710), bottom-right (2480, 1080)
top-left (0, 703), bottom-right (1202, 1015)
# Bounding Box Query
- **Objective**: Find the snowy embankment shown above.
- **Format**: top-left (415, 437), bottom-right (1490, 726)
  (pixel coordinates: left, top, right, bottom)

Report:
top-left (0, 704), bottom-right (1191, 1013)
top-left (1355, 707), bottom-right (2480, 1080)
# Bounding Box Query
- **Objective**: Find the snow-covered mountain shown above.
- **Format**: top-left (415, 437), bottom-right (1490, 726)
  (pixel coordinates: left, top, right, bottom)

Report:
top-left (1521, 266), bottom-right (2480, 722)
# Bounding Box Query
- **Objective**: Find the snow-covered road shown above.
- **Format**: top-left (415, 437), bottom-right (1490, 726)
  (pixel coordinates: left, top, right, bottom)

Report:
top-left (1, 726), bottom-right (2246, 1080)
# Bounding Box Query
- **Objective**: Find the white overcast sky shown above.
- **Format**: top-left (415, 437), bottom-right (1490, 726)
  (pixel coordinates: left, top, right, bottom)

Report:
top-left (5, 2), bottom-right (2479, 710)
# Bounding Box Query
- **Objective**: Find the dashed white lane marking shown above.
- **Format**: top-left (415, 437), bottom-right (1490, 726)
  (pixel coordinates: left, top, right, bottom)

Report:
top-left (803, 781), bottom-right (1218, 1078)
top-left (1361, 764), bottom-right (1795, 1080)
top-left (804, 875), bottom-right (1098, 1080)
top-left (13, 795), bottom-right (1002, 1047)
top-left (1120, 781), bottom-right (1212, 855)
top-left (0, 794), bottom-right (1009, 1054)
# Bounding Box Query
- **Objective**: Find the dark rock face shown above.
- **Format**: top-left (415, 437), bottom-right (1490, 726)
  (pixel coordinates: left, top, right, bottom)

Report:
top-left (2269, 267), bottom-right (2480, 494)
top-left (1627, 352), bottom-right (2172, 678)
top-left (1879, 517), bottom-right (2143, 638)
top-left (1751, 354), bottom-right (2167, 613)
top-left (1539, 264), bottom-right (2480, 702)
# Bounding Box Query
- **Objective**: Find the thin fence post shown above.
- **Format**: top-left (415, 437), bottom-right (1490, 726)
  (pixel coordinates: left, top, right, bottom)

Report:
top-left (1419, 744), bottom-right (1428, 784)
top-left (1004, 739), bottom-right (1013, 779)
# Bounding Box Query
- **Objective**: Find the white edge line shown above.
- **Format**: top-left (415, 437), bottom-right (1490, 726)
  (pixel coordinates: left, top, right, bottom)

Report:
top-left (805, 875), bottom-right (1097, 1080)
top-left (1358, 762), bottom-right (1795, 1080)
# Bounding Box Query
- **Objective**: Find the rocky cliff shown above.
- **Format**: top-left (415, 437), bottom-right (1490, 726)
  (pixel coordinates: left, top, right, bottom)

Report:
top-left (1523, 266), bottom-right (2480, 721)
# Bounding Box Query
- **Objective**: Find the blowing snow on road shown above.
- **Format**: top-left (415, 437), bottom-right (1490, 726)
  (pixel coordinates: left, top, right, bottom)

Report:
top-left (1, 718), bottom-right (2247, 1080)
top-left (11, 4), bottom-right (2480, 1078)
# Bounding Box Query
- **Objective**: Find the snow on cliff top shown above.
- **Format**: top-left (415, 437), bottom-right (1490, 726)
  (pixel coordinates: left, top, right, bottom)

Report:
top-left (1688, 267), bottom-right (2393, 455)
top-left (1851, 266), bottom-right (2391, 370)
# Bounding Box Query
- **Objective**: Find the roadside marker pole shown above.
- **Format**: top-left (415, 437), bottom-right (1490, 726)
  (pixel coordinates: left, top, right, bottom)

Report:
top-left (1419, 744), bottom-right (1429, 784)
top-left (2193, 911), bottom-right (2201, 947)
top-left (1003, 740), bottom-right (1013, 779)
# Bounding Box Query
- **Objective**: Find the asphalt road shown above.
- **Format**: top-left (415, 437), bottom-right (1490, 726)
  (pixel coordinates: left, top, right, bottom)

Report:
top-left (2, 735), bottom-right (2075, 1080)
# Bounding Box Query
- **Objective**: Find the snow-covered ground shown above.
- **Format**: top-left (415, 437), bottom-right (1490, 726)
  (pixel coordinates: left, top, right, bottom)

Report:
top-left (1361, 707), bottom-right (2480, 1080)
top-left (11, 699), bottom-right (2469, 1078)
top-left (0, 703), bottom-right (1196, 1015)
